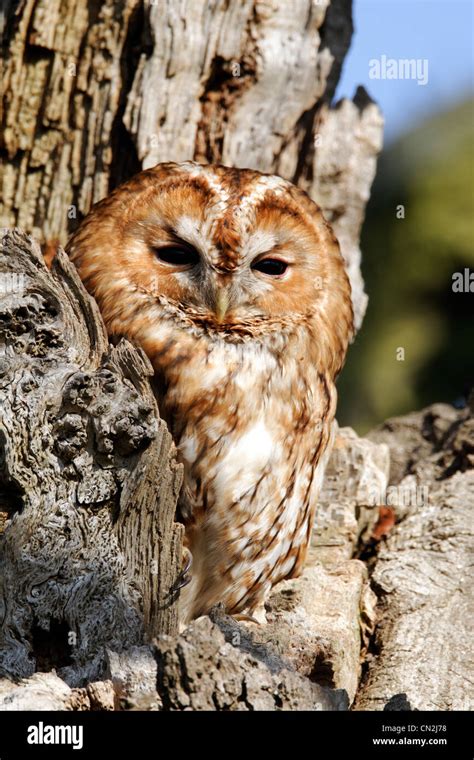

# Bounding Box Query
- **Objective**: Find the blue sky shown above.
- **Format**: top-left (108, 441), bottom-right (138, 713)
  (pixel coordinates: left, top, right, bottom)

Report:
top-left (335, 0), bottom-right (474, 144)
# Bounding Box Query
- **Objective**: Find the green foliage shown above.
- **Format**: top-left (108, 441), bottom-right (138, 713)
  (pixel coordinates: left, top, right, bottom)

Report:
top-left (338, 99), bottom-right (474, 433)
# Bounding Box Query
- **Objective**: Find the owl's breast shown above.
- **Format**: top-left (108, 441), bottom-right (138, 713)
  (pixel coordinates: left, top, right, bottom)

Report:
top-left (148, 326), bottom-right (327, 510)
top-left (171, 340), bottom-right (281, 503)
top-left (142, 322), bottom-right (334, 619)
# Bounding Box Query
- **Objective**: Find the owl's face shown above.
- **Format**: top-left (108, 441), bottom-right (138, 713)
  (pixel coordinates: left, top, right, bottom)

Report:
top-left (119, 171), bottom-right (329, 327)
top-left (68, 162), bottom-right (353, 370)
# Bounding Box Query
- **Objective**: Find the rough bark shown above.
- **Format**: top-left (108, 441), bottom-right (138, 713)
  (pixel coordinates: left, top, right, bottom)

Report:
top-left (0, 672), bottom-right (116, 710)
top-left (105, 645), bottom-right (160, 710)
top-left (355, 405), bottom-right (474, 711)
top-left (0, 228), bottom-right (183, 686)
top-left (1, 0), bottom-right (142, 242)
top-left (0, 672), bottom-right (77, 711)
top-left (153, 615), bottom-right (349, 711)
top-left (1, 0), bottom-right (382, 328)
top-left (367, 402), bottom-right (466, 486)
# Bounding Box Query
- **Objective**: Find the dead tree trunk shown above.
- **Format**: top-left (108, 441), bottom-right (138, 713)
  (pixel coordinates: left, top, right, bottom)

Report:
top-left (0, 228), bottom-right (183, 686)
top-left (1, 0), bottom-right (382, 329)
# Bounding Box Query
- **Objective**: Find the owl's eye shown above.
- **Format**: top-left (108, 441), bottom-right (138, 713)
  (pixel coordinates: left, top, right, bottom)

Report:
top-left (252, 258), bottom-right (288, 277)
top-left (154, 244), bottom-right (200, 268)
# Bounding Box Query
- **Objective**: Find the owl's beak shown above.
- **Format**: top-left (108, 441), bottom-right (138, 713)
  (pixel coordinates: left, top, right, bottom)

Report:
top-left (214, 288), bottom-right (230, 323)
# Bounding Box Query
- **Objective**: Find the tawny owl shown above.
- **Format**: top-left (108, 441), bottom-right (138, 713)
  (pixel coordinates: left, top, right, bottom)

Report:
top-left (66, 161), bottom-right (353, 623)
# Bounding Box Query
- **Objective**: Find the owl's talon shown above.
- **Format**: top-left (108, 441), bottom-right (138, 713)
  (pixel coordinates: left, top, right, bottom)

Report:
top-left (171, 547), bottom-right (193, 593)
top-left (208, 604), bottom-right (261, 626)
top-left (231, 612), bottom-right (261, 625)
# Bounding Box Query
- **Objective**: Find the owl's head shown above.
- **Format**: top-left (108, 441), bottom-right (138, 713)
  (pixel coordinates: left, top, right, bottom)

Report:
top-left (67, 162), bottom-right (353, 373)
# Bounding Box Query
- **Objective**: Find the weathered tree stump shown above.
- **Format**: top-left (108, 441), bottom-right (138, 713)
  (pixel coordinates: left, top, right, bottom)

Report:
top-left (0, 228), bottom-right (183, 686)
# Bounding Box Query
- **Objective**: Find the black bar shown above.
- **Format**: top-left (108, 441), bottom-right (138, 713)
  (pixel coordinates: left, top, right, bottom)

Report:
top-left (0, 710), bottom-right (470, 758)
